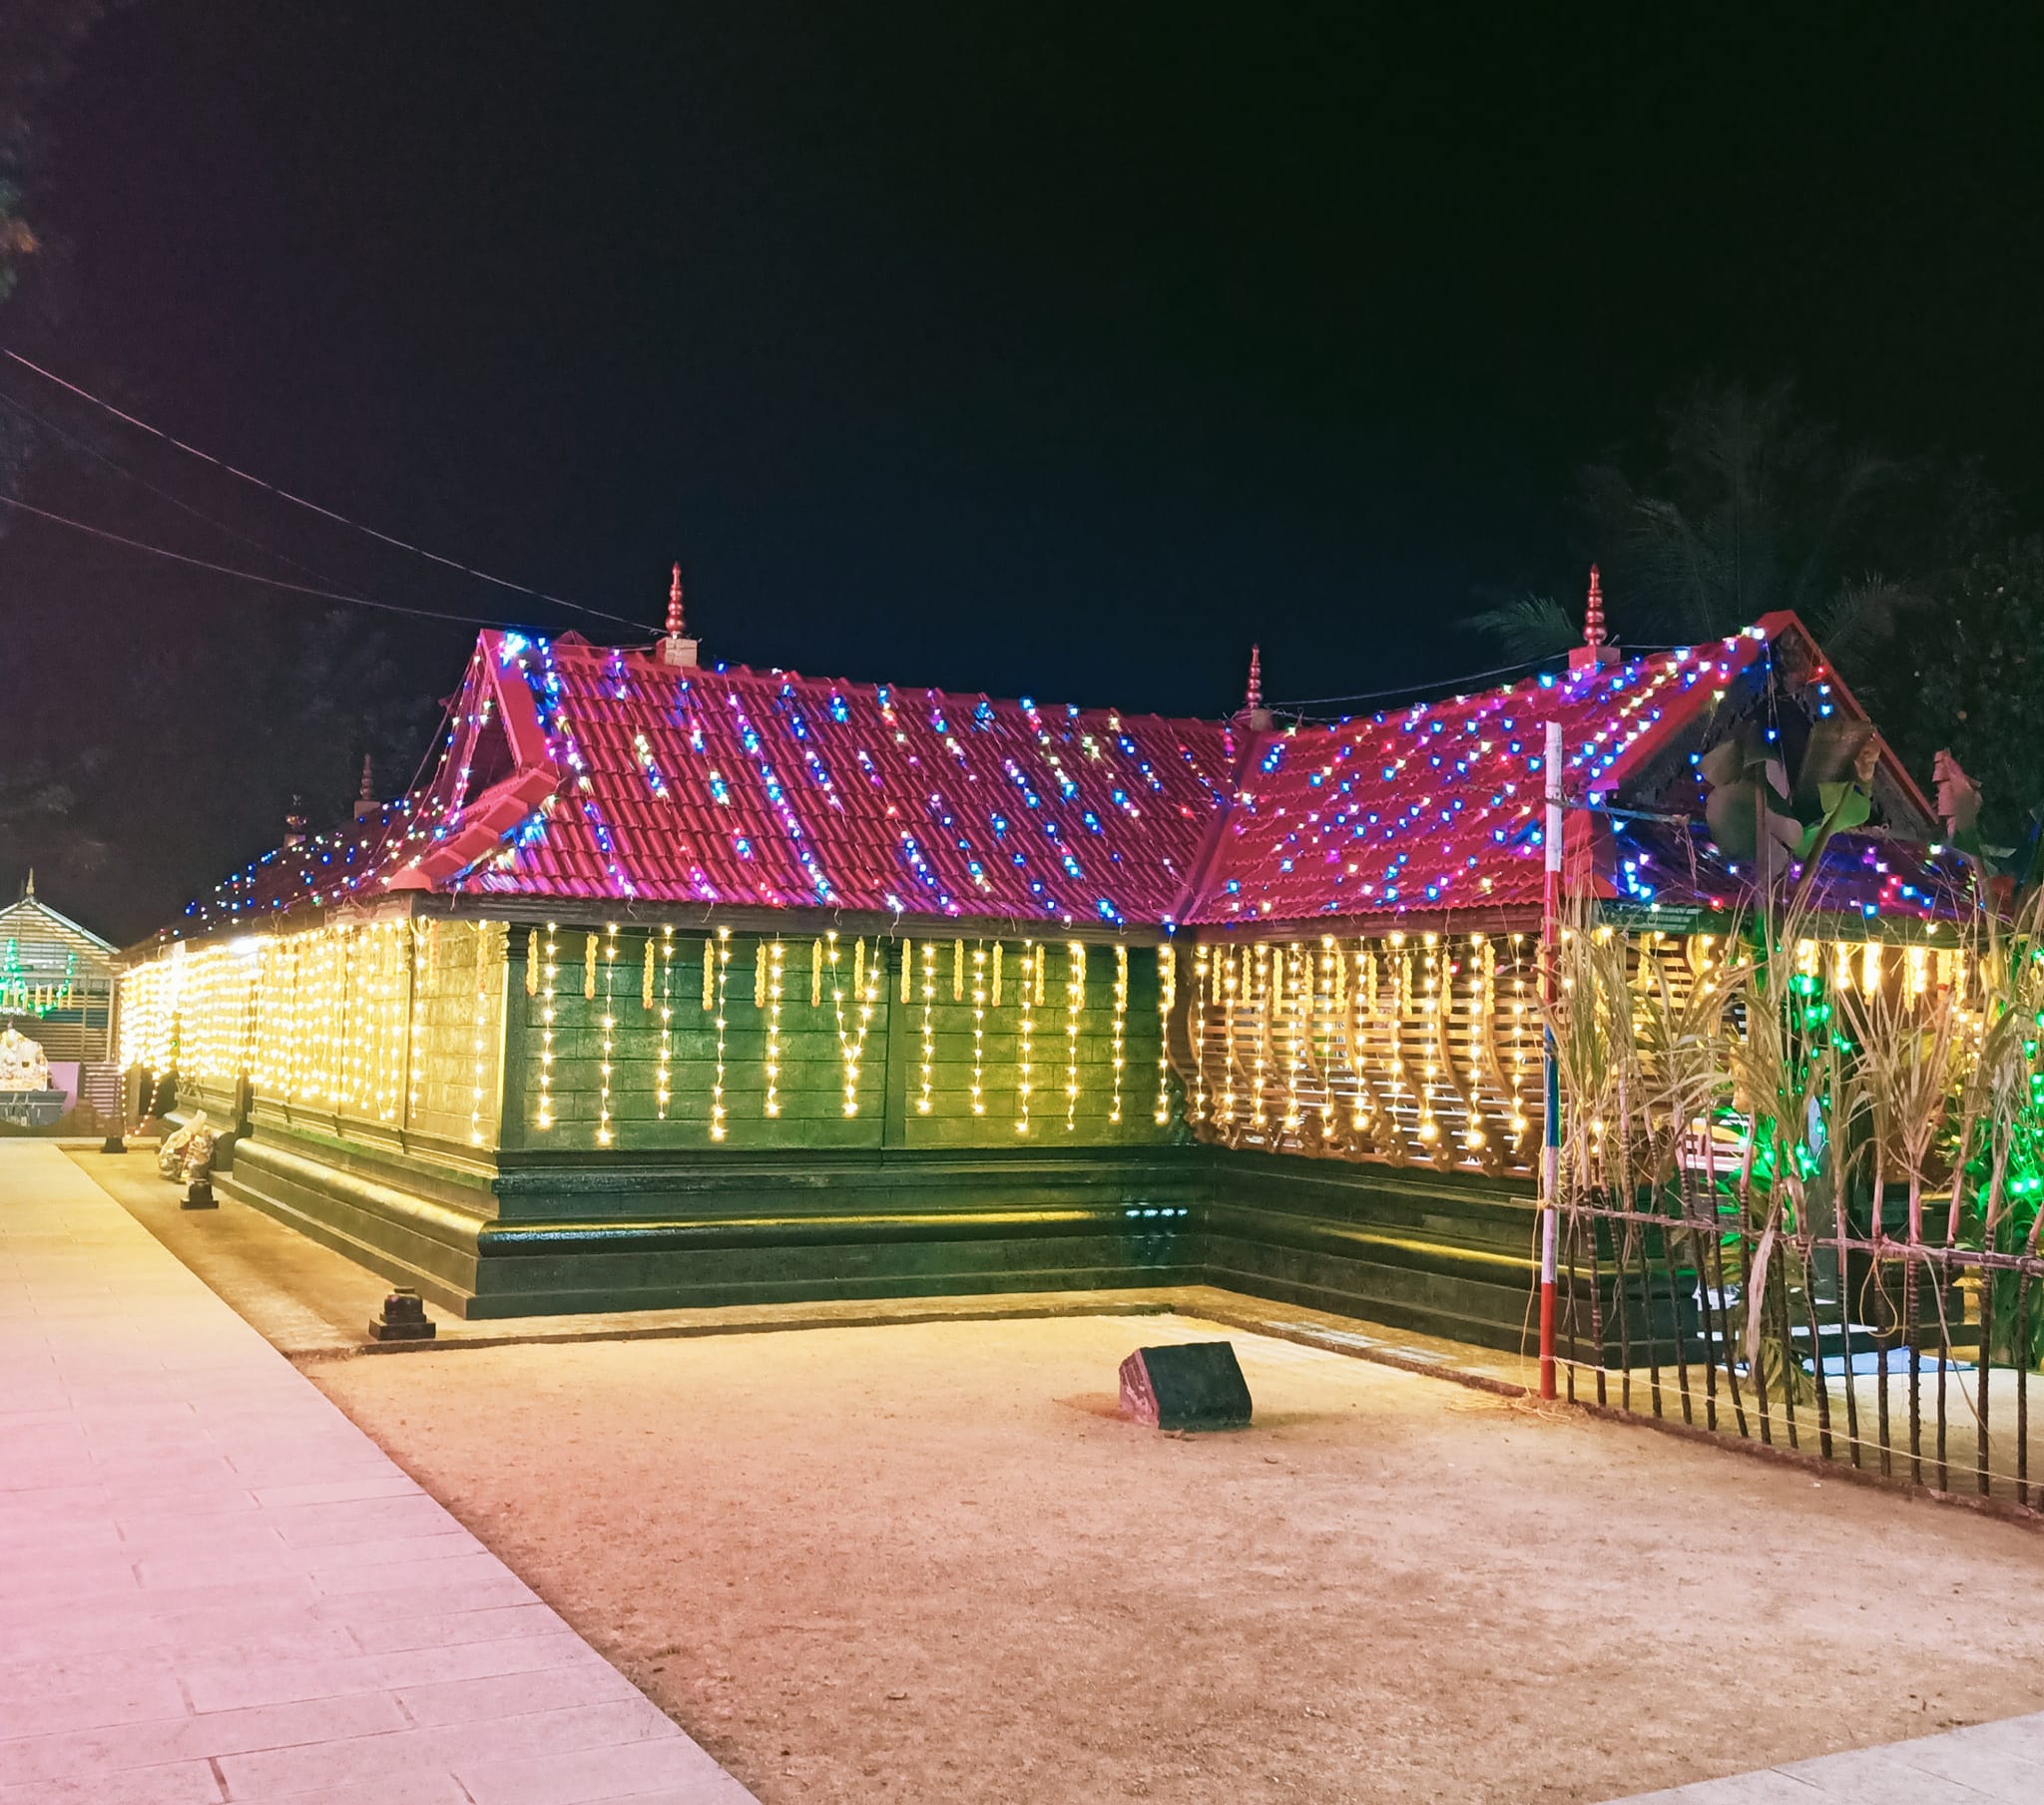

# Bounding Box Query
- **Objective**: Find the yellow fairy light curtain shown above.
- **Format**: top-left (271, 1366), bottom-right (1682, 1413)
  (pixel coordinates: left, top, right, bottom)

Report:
top-left (118, 915), bottom-right (506, 1143)
top-left (1171, 929), bottom-right (1972, 1176)
top-left (1178, 931), bottom-right (1547, 1173)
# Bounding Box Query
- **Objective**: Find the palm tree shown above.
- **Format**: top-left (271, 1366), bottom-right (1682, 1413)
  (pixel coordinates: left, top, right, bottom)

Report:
top-left (1473, 380), bottom-right (1946, 667)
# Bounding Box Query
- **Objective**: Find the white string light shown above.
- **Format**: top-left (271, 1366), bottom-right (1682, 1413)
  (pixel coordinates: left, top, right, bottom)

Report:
top-left (1017, 940), bottom-right (1036, 1135)
top-left (970, 944), bottom-right (988, 1114)
top-left (536, 922), bottom-right (558, 1130)
top-left (657, 926), bottom-right (674, 1120)
top-left (711, 926), bottom-right (732, 1139)
top-left (1153, 944), bottom-right (1174, 1127)
top-left (597, 922), bottom-right (619, 1146)
top-left (1064, 940), bottom-right (1086, 1131)
top-left (469, 922), bottom-right (493, 1146)
top-left (918, 941), bottom-right (936, 1115)
top-left (765, 939), bottom-right (784, 1118)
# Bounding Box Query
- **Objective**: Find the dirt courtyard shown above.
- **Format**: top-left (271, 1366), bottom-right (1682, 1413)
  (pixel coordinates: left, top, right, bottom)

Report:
top-left (310, 1313), bottom-right (2044, 1804)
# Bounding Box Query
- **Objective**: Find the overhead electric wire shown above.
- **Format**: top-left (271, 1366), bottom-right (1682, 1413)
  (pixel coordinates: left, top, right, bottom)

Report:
top-left (1273, 653), bottom-right (1561, 712)
top-left (0, 493), bottom-right (524, 626)
top-left (1, 346), bottom-right (651, 632)
top-left (0, 381), bottom-right (375, 602)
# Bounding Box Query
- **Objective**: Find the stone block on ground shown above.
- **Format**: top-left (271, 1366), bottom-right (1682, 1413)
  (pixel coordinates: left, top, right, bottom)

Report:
top-left (1118, 1340), bottom-right (1253, 1431)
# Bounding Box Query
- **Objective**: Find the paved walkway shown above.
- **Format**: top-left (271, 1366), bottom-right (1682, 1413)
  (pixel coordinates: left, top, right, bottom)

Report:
top-left (1607, 1716), bottom-right (2044, 1801)
top-left (0, 1140), bottom-right (755, 1805)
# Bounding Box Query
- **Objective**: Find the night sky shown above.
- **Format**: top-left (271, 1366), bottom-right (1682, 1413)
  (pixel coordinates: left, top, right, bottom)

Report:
top-left (4, 5), bottom-right (2042, 939)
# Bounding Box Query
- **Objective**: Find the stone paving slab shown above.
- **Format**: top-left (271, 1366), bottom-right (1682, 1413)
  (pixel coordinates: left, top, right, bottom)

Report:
top-left (1604, 1708), bottom-right (2044, 1802)
top-left (0, 1141), bottom-right (756, 1805)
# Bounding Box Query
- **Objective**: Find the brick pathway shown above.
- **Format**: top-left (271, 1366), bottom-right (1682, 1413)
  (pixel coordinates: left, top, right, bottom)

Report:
top-left (0, 1141), bottom-right (755, 1805)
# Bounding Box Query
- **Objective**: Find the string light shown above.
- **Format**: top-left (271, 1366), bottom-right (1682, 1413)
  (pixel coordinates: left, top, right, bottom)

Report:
top-left (1383, 935), bottom-right (1409, 1139)
top-left (1281, 942), bottom-right (1303, 1134)
top-left (1463, 936), bottom-right (1488, 1152)
top-left (1153, 944), bottom-right (1174, 1127)
top-left (143, 896), bottom-right (1970, 1186)
top-left (710, 925), bottom-right (732, 1138)
top-left (386, 922), bottom-right (403, 1121)
top-left (970, 943), bottom-right (988, 1114)
top-left (1017, 939), bottom-right (1036, 1134)
top-left (1250, 943), bottom-right (1270, 1133)
top-left (827, 931), bottom-right (874, 1117)
top-left (1321, 937), bottom-right (1343, 1141)
top-left (1064, 940), bottom-right (1086, 1130)
top-left (657, 926), bottom-right (674, 1119)
top-left (536, 921), bottom-right (558, 1130)
top-left (597, 922), bottom-right (619, 1146)
top-left (1219, 943), bottom-right (1239, 1128)
top-left (918, 940), bottom-right (936, 1115)
top-left (337, 925), bottom-right (355, 1106)
top-left (464, 922), bottom-right (490, 1145)
top-left (765, 939), bottom-right (784, 1117)
top-left (1509, 931), bottom-right (1530, 1141)
top-left (1108, 942), bottom-right (1127, 1127)
top-left (1416, 935), bottom-right (1441, 1146)
top-left (404, 925), bottom-right (422, 1128)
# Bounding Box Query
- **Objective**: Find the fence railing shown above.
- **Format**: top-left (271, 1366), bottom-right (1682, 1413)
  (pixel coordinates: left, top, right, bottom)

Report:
top-left (1556, 1181), bottom-right (2044, 1506)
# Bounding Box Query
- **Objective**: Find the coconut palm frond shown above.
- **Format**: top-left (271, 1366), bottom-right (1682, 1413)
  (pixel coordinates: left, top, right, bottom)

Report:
top-left (1812, 573), bottom-right (1928, 668)
top-left (1464, 593), bottom-right (1578, 662)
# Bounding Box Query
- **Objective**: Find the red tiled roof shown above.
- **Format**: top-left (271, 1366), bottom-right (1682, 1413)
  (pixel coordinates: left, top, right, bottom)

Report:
top-left (1190, 619), bottom-right (1941, 929)
top-left (182, 616), bottom-right (1950, 937)
top-left (1188, 641), bottom-right (1754, 925)
top-left (196, 632), bottom-right (1237, 930)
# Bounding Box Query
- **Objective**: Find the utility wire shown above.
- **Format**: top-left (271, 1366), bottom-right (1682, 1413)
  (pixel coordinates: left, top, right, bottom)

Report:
top-left (1273, 653), bottom-right (1561, 711)
top-left (1, 346), bottom-right (651, 632)
top-left (0, 383), bottom-right (369, 601)
top-left (0, 493), bottom-right (524, 627)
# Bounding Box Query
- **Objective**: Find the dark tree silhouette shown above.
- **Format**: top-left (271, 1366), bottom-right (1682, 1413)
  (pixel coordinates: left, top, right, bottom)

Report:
top-left (1470, 380), bottom-right (1994, 699)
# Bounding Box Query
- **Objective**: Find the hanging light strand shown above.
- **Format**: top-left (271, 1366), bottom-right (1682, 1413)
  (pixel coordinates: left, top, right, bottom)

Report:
top-left (765, 939), bottom-right (784, 1118)
top-left (597, 922), bottom-right (619, 1146)
top-left (710, 926), bottom-right (732, 1139)
top-left (536, 922), bottom-right (558, 1131)
top-left (657, 926), bottom-right (675, 1120)
top-left (1064, 940), bottom-right (1086, 1131)
top-left (918, 940), bottom-right (936, 1116)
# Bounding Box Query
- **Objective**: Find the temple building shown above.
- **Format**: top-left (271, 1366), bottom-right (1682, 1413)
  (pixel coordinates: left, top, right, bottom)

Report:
top-left (0, 873), bottom-right (123, 1131)
top-left (119, 572), bottom-right (1959, 1335)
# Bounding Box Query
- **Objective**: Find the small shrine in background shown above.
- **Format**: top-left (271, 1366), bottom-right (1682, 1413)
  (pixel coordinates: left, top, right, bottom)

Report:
top-left (0, 873), bottom-right (123, 1132)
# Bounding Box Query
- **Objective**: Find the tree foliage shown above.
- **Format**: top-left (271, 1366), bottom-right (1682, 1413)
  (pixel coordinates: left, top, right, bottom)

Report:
top-left (0, 0), bottom-right (105, 309)
top-left (1899, 538), bottom-right (2044, 853)
top-left (1473, 380), bottom-right (1999, 706)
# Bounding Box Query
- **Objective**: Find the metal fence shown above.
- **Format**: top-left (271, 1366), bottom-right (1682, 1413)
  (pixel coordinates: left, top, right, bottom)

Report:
top-left (1545, 901), bottom-right (2044, 1510)
top-left (1556, 1181), bottom-right (2044, 1504)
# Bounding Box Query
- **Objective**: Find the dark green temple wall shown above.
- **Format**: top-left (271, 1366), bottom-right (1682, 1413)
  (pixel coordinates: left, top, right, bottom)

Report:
top-left (496, 926), bottom-right (1182, 1158)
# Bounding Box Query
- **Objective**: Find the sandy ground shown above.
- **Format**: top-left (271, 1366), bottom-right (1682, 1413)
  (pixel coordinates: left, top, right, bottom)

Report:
top-left (306, 1312), bottom-right (2044, 1805)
